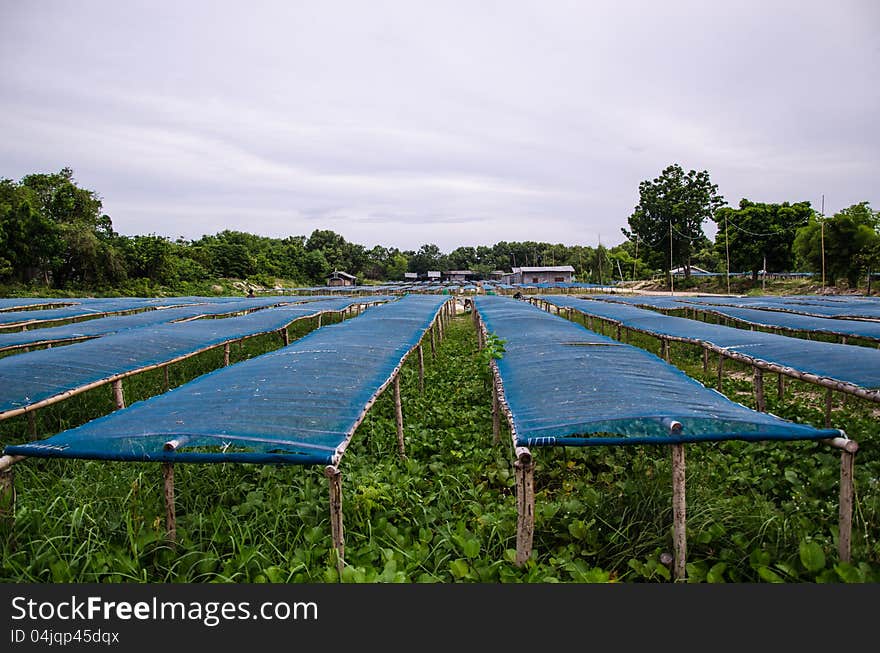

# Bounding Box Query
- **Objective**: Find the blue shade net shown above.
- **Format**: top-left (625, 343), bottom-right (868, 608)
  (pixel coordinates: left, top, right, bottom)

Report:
top-left (591, 295), bottom-right (880, 342)
top-left (0, 298), bottom-right (79, 311)
top-left (0, 296), bottom-right (325, 352)
top-left (677, 295), bottom-right (880, 320)
top-left (4, 294), bottom-right (447, 465)
top-left (540, 296), bottom-right (880, 391)
top-left (0, 297), bottom-right (391, 416)
top-left (475, 296), bottom-right (842, 448)
top-left (0, 297), bottom-right (209, 329)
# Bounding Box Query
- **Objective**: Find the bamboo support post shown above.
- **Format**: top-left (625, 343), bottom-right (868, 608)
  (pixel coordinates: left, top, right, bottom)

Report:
top-left (661, 338), bottom-right (670, 362)
top-left (717, 354), bottom-right (725, 391)
top-left (324, 466), bottom-right (345, 578)
top-left (514, 451), bottom-right (535, 567)
top-left (223, 343), bottom-right (230, 366)
top-left (430, 326), bottom-right (436, 358)
top-left (492, 390), bottom-right (500, 444)
top-left (393, 375), bottom-right (406, 458)
top-left (280, 328), bottom-right (290, 346)
top-left (838, 449), bottom-right (855, 563)
top-left (112, 379), bottom-right (125, 410)
top-left (317, 314), bottom-right (323, 328)
top-left (417, 344), bottom-right (424, 395)
top-left (777, 373), bottom-right (785, 400)
top-left (0, 465), bottom-right (14, 526)
top-left (162, 462), bottom-right (176, 544)
top-left (754, 367), bottom-right (765, 412)
top-left (616, 324), bottom-right (622, 340)
top-left (671, 443), bottom-right (686, 581)
top-left (702, 347), bottom-right (709, 374)
top-left (163, 365), bottom-right (170, 392)
top-left (27, 411), bottom-right (36, 440)
top-left (825, 388), bottom-right (833, 428)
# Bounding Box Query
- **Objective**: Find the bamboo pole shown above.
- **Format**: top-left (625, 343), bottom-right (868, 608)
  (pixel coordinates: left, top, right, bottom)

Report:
top-left (317, 314), bottom-right (322, 328)
top-left (430, 326), bottom-right (436, 358)
top-left (839, 450), bottom-right (855, 563)
top-left (112, 379), bottom-right (125, 410)
top-left (163, 365), bottom-right (170, 392)
top-left (394, 375), bottom-right (406, 458)
top-left (492, 389), bottom-right (500, 444)
top-left (825, 388), bottom-right (833, 428)
top-left (777, 373), bottom-right (785, 401)
top-left (661, 338), bottom-right (670, 362)
top-left (702, 347), bottom-right (709, 374)
top-left (671, 443), bottom-right (686, 581)
top-left (325, 466), bottom-right (345, 578)
top-left (417, 344), bottom-right (424, 395)
top-left (223, 343), bottom-right (230, 366)
top-left (754, 367), bottom-right (765, 412)
top-left (717, 354), bottom-right (725, 391)
top-left (27, 411), bottom-right (36, 440)
top-left (0, 466), bottom-right (14, 526)
top-left (162, 462), bottom-right (176, 544)
top-left (280, 327), bottom-right (289, 346)
top-left (514, 450), bottom-right (535, 567)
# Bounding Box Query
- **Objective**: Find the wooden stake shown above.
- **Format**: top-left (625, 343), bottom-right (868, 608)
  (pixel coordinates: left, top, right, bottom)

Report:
top-left (671, 443), bottom-right (686, 582)
top-left (417, 344), bottom-right (424, 395)
top-left (717, 354), bottom-right (725, 391)
top-left (394, 375), bottom-right (406, 458)
top-left (162, 462), bottom-right (176, 544)
top-left (325, 466), bottom-right (344, 578)
top-left (317, 314), bottom-right (322, 328)
top-left (514, 452), bottom-right (535, 567)
top-left (0, 466), bottom-right (14, 527)
top-left (112, 379), bottom-right (125, 410)
top-left (616, 324), bottom-right (622, 340)
top-left (825, 388), bottom-right (833, 428)
top-left (280, 328), bottom-right (290, 346)
top-left (661, 338), bottom-right (670, 362)
top-left (754, 367), bottom-right (765, 412)
top-left (839, 450), bottom-right (855, 563)
top-left (777, 373), bottom-right (785, 401)
top-left (223, 343), bottom-right (230, 366)
top-left (163, 365), bottom-right (170, 392)
top-left (492, 390), bottom-right (500, 444)
top-left (430, 326), bottom-right (436, 358)
top-left (27, 411), bottom-right (36, 440)
top-left (702, 347), bottom-right (709, 374)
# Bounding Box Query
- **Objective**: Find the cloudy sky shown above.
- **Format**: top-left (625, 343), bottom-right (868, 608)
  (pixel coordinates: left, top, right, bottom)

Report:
top-left (1, 1), bottom-right (877, 252)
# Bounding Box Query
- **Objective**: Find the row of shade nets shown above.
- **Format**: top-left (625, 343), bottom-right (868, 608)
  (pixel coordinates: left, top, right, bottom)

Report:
top-left (0, 296), bottom-right (334, 351)
top-left (0, 297), bottom-right (392, 416)
top-left (591, 295), bottom-right (880, 342)
top-left (474, 296), bottom-right (843, 447)
top-left (677, 294), bottom-right (880, 320)
top-left (0, 295), bottom-right (344, 329)
top-left (3, 294), bottom-right (447, 465)
top-left (538, 295), bottom-right (880, 392)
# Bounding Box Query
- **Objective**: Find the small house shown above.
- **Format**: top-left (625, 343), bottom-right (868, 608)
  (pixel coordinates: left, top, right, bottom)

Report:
top-left (326, 270), bottom-right (357, 287)
top-left (502, 266), bottom-right (575, 285)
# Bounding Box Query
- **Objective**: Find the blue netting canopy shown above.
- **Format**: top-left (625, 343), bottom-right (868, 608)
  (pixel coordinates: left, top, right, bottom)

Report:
top-left (475, 296), bottom-right (842, 448)
top-left (542, 296), bottom-right (880, 391)
top-left (0, 297), bottom-right (390, 417)
top-left (4, 294), bottom-right (447, 465)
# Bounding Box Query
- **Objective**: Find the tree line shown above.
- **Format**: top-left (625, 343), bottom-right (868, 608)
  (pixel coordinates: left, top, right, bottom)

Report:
top-left (1, 167), bottom-right (877, 293)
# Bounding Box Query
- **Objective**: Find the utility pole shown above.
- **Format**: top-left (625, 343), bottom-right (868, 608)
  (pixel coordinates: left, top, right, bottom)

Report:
top-left (669, 218), bottom-right (675, 295)
top-left (725, 214), bottom-right (731, 295)
top-left (762, 254), bottom-right (766, 293)
top-left (820, 194), bottom-right (826, 290)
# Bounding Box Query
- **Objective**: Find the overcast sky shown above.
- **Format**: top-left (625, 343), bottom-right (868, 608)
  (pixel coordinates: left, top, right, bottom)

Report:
top-left (1, 1), bottom-right (877, 252)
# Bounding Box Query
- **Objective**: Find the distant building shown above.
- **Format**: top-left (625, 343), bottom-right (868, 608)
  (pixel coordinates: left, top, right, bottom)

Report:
top-left (326, 270), bottom-right (357, 287)
top-left (404, 272), bottom-right (419, 280)
top-left (502, 266), bottom-right (575, 285)
top-left (443, 270), bottom-right (476, 282)
top-left (426, 270), bottom-right (442, 281)
top-left (670, 266), bottom-right (713, 277)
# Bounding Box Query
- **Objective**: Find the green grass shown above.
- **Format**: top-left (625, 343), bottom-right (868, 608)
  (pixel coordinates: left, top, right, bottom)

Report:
top-left (1, 309), bottom-right (878, 583)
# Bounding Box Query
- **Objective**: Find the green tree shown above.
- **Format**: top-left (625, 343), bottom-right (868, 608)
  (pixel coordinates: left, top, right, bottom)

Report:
top-left (713, 199), bottom-right (813, 280)
top-left (794, 202), bottom-right (879, 286)
top-left (622, 164), bottom-right (725, 282)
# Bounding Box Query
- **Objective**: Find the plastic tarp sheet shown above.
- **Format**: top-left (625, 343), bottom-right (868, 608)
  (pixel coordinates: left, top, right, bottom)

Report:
top-left (0, 297), bottom-right (391, 416)
top-left (4, 294), bottom-right (447, 465)
top-left (475, 296), bottom-right (842, 447)
top-left (540, 296), bottom-right (880, 391)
